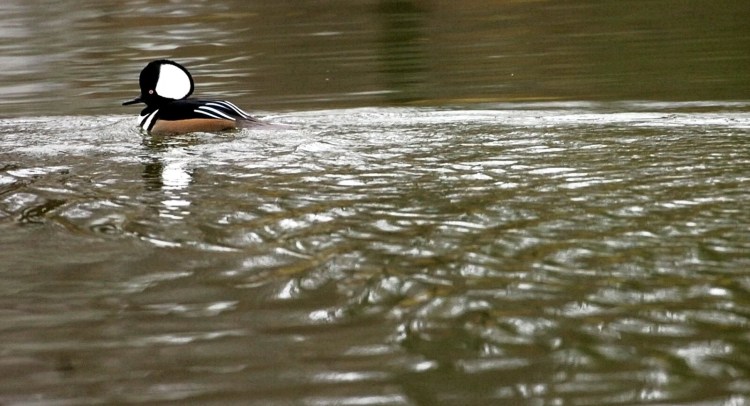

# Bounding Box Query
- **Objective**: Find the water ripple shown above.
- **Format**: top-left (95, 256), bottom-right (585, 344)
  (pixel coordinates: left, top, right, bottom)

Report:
top-left (1, 104), bottom-right (750, 404)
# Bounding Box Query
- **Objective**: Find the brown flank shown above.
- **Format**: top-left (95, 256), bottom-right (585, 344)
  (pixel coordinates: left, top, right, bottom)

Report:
top-left (150, 118), bottom-right (236, 135)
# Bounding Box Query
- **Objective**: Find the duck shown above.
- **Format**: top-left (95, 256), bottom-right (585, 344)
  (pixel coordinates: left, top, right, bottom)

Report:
top-left (123, 59), bottom-right (264, 134)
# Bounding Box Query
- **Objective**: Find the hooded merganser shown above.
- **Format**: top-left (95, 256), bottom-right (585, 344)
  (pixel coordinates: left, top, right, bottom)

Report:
top-left (123, 59), bottom-right (262, 134)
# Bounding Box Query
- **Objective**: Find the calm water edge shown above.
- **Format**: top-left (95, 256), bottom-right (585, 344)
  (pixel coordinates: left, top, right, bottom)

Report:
top-left (2, 1), bottom-right (750, 405)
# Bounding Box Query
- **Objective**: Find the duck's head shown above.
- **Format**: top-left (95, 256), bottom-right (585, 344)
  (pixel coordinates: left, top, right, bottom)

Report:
top-left (123, 59), bottom-right (194, 107)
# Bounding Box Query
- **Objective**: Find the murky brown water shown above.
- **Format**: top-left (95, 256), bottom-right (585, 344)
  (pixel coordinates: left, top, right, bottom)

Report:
top-left (2, 0), bottom-right (749, 115)
top-left (2, 1), bottom-right (750, 405)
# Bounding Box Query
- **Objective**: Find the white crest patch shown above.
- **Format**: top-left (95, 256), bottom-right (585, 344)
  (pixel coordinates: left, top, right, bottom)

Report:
top-left (155, 64), bottom-right (192, 99)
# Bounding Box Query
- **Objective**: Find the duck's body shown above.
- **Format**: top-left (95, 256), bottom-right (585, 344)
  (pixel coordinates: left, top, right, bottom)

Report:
top-left (123, 60), bottom-right (263, 135)
top-left (137, 98), bottom-right (261, 134)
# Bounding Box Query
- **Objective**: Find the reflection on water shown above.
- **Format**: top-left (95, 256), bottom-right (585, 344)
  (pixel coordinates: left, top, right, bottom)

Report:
top-left (1, 103), bottom-right (750, 404)
top-left (379, 0), bottom-right (429, 103)
top-left (142, 136), bottom-right (197, 221)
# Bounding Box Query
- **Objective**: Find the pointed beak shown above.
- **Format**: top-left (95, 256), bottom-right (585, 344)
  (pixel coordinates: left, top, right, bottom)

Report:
top-left (122, 96), bottom-right (143, 106)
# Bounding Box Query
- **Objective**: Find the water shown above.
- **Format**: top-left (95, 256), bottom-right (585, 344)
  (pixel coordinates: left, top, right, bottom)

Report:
top-left (2, 1), bottom-right (750, 405)
top-left (2, 104), bottom-right (750, 405)
top-left (1, 0), bottom-right (749, 115)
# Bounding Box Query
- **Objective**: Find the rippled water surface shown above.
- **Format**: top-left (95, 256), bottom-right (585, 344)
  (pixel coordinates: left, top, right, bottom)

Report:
top-left (2, 0), bottom-right (750, 404)
top-left (2, 103), bottom-right (750, 405)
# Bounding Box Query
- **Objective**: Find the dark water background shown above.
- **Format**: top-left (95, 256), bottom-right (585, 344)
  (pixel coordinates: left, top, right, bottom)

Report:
top-left (1, 1), bottom-right (750, 405)
top-left (1, 0), bottom-right (749, 115)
